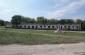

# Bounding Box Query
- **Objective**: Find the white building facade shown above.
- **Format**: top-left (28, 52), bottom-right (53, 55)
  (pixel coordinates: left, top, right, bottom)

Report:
top-left (5, 23), bottom-right (81, 30)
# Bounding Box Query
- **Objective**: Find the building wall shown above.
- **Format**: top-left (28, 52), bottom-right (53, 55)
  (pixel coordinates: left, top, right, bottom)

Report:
top-left (6, 24), bottom-right (81, 30)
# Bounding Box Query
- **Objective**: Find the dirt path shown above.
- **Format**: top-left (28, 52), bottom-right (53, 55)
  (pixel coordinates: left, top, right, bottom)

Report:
top-left (0, 43), bottom-right (85, 55)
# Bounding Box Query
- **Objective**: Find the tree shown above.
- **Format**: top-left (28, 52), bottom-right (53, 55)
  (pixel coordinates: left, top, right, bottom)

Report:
top-left (11, 15), bottom-right (22, 28)
top-left (76, 19), bottom-right (82, 24)
top-left (21, 17), bottom-right (36, 23)
top-left (59, 19), bottom-right (67, 24)
top-left (49, 19), bottom-right (58, 24)
top-left (30, 18), bottom-right (36, 23)
top-left (0, 20), bottom-right (4, 26)
top-left (59, 19), bottom-right (75, 24)
top-left (44, 18), bottom-right (48, 24)
top-left (66, 19), bottom-right (75, 24)
top-left (37, 17), bottom-right (45, 23)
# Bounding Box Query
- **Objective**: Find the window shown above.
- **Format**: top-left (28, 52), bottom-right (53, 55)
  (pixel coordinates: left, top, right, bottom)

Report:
top-left (32, 26), bottom-right (34, 29)
top-left (68, 26), bottom-right (70, 30)
top-left (40, 26), bottom-right (42, 28)
top-left (72, 26), bottom-right (74, 28)
top-left (68, 26), bottom-right (70, 28)
top-left (17, 26), bottom-right (18, 28)
top-left (64, 26), bottom-right (66, 28)
top-left (61, 26), bottom-right (62, 29)
top-left (20, 26), bottom-right (22, 28)
top-left (24, 26), bottom-right (26, 28)
top-left (76, 26), bottom-right (78, 29)
top-left (36, 26), bottom-right (37, 29)
top-left (52, 26), bottom-right (54, 28)
top-left (48, 26), bottom-right (50, 28)
top-left (12, 26), bottom-right (14, 28)
top-left (28, 26), bottom-right (30, 29)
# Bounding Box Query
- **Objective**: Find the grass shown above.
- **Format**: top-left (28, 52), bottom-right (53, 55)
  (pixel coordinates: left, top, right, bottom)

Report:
top-left (0, 26), bottom-right (85, 45)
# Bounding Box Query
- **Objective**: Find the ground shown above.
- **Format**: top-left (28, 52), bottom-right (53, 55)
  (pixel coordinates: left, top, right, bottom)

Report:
top-left (0, 43), bottom-right (85, 55)
top-left (0, 26), bottom-right (85, 45)
top-left (0, 26), bottom-right (85, 55)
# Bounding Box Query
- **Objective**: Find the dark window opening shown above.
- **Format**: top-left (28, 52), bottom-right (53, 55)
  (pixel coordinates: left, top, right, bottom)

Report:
top-left (28, 26), bottom-right (30, 29)
top-left (68, 26), bottom-right (70, 28)
top-left (16, 26), bottom-right (18, 28)
top-left (68, 26), bottom-right (70, 30)
top-left (72, 26), bottom-right (74, 28)
top-left (36, 26), bottom-right (37, 29)
top-left (24, 26), bottom-right (26, 28)
top-left (20, 26), bottom-right (22, 28)
top-left (52, 26), bottom-right (54, 28)
top-left (32, 26), bottom-right (34, 29)
top-left (12, 26), bottom-right (14, 28)
top-left (48, 26), bottom-right (50, 28)
top-left (64, 26), bottom-right (66, 28)
top-left (61, 26), bottom-right (62, 29)
top-left (76, 26), bottom-right (78, 29)
top-left (40, 26), bottom-right (42, 28)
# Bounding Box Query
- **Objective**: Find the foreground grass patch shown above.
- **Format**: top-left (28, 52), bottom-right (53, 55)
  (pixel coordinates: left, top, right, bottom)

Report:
top-left (0, 27), bottom-right (85, 45)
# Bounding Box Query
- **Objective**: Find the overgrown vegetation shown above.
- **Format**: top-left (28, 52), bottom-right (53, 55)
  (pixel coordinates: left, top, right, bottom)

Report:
top-left (0, 27), bottom-right (85, 45)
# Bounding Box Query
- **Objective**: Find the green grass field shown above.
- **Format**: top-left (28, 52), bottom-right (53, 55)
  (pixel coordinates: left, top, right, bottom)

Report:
top-left (0, 26), bottom-right (85, 45)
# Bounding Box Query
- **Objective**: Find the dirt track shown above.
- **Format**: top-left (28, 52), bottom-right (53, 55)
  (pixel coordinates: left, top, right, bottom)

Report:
top-left (0, 43), bottom-right (85, 55)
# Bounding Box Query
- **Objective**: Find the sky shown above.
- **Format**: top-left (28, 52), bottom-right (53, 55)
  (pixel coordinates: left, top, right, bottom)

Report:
top-left (0, 0), bottom-right (85, 21)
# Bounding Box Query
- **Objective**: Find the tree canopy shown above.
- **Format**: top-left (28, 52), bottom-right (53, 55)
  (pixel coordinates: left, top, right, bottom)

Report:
top-left (11, 15), bottom-right (22, 25)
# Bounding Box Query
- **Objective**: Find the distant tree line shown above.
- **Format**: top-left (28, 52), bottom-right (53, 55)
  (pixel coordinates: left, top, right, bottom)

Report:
top-left (11, 15), bottom-right (76, 24)
top-left (2, 15), bottom-right (85, 30)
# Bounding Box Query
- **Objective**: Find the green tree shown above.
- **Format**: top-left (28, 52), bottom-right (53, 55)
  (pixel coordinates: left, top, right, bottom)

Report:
top-left (11, 15), bottom-right (22, 28)
top-left (30, 18), bottom-right (36, 23)
top-left (66, 19), bottom-right (75, 24)
top-left (0, 20), bottom-right (4, 26)
top-left (59, 19), bottom-right (75, 24)
top-left (21, 17), bottom-right (36, 23)
top-left (37, 17), bottom-right (45, 23)
top-left (49, 19), bottom-right (58, 24)
top-left (76, 19), bottom-right (82, 24)
top-left (59, 19), bottom-right (67, 24)
top-left (37, 17), bottom-right (48, 27)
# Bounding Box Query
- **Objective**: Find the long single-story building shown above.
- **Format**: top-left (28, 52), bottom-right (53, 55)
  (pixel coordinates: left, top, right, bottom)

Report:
top-left (5, 22), bottom-right (81, 30)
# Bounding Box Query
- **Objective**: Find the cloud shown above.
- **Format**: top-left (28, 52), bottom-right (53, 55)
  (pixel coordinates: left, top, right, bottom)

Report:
top-left (0, 0), bottom-right (85, 21)
top-left (46, 0), bottom-right (85, 18)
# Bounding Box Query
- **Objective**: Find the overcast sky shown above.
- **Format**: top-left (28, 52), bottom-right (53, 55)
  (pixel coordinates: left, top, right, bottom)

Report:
top-left (0, 0), bottom-right (85, 21)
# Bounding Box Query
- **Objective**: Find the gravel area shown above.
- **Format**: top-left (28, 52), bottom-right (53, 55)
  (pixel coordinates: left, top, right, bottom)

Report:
top-left (0, 43), bottom-right (85, 55)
